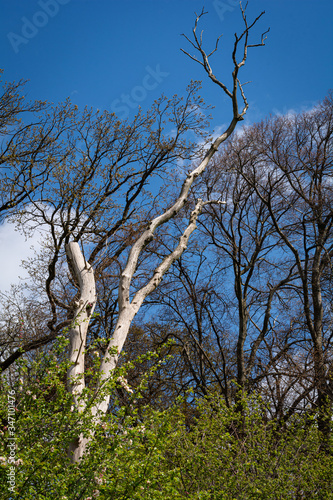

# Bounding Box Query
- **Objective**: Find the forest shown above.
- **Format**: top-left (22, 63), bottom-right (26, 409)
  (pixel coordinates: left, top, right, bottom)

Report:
top-left (0, 4), bottom-right (332, 499)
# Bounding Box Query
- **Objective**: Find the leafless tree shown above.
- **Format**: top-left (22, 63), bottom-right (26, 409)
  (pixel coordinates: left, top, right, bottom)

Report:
top-left (63, 6), bottom-right (268, 460)
top-left (0, 71), bottom-right (75, 222)
top-left (231, 94), bottom-right (333, 450)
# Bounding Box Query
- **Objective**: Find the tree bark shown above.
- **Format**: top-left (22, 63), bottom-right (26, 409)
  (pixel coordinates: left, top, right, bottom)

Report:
top-left (66, 241), bottom-right (96, 461)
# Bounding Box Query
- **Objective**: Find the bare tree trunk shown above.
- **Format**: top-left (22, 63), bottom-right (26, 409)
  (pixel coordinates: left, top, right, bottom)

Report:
top-left (64, 5), bottom-right (268, 461)
top-left (66, 242), bottom-right (96, 462)
top-left (312, 246), bottom-right (331, 453)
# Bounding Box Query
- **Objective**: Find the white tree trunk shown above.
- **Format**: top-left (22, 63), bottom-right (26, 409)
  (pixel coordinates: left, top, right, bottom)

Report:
top-left (66, 241), bottom-right (96, 461)
top-left (65, 4), bottom-right (268, 460)
top-left (66, 129), bottom-right (237, 460)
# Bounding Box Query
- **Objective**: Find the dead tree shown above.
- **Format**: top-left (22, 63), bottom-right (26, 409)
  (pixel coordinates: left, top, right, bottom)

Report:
top-left (65, 5), bottom-right (268, 461)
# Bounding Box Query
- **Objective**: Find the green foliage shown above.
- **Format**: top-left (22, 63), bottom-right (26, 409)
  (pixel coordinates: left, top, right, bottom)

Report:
top-left (0, 343), bottom-right (332, 499)
top-left (169, 393), bottom-right (333, 499)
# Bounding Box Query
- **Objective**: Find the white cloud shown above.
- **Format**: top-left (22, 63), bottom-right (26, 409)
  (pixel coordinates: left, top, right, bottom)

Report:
top-left (0, 221), bottom-right (42, 292)
top-left (272, 100), bottom-right (318, 119)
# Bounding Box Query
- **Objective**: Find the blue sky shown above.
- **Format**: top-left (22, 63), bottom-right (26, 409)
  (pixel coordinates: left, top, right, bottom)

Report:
top-left (1, 0), bottom-right (332, 127)
top-left (0, 0), bottom-right (332, 292)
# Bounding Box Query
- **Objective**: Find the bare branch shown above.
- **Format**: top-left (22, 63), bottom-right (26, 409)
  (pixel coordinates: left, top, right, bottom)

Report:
top-left (181, 5), bottom-right (268, 121)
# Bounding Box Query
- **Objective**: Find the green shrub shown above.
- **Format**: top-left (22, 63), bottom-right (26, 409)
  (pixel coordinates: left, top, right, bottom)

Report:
top-left (0, 342), bottom-right (332, 499)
